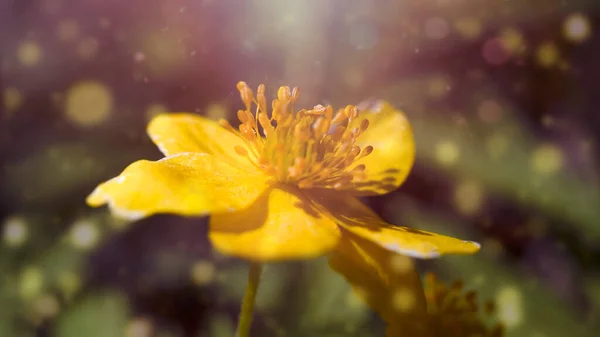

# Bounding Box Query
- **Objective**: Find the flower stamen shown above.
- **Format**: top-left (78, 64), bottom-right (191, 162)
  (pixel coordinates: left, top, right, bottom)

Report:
top-left (221, 82), bottom-right (373, 190)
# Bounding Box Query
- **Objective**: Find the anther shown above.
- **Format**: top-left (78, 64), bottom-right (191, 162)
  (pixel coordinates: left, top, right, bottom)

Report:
top-left (350, 106), bottom-right (359, 119)
top-left (236, 81), bottom-right (247, 92)
top-left (291, 87), bottom-right (300, 102)
top-left (239, 124), bottom-right (256, 141)
top-left (234, 145), bottom-right (248, 156)
top-left (237, 110), bottom-right (248, 123)
top-left (258, 112), bottom-right (272, 136)
top-left (352, 164), bottom-right (366, 172)
top-left (360, 119), bottom-right (370, 132)
top-left (218, 119), bottom-right (235, 132)
top-left (257, 84), bottom-right (265, 96)
top-left (312, 116), bottom-right (330, 139)
top-left (277, 86), bottom-right (291, 101)
top-left (361, 145), bottom-right (374, 157)
top-left (237, 82), bottom-right (254, 109)
top-left (257, 84), bottom-right (267, 111)
top-left (355, 172), bottom-right (368, 181)
top-left (343, 105), bottom-right (354, 118)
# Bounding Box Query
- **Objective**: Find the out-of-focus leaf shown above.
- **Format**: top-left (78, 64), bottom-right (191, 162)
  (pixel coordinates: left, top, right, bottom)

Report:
top-left (297, 257), bottom-right (372, 333)
top-left (55, 291), bottom-right (129, 337)
top-left (414, 111), bottom-right (600, 241)
top-left (208, 313), bottom-right (235, 337)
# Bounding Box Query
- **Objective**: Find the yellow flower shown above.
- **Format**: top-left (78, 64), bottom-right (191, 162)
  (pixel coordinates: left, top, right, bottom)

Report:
top-left (421, 273), bottom-right (505, 337)
top-left (87, 81), bottom-right (479, 261)
top-left (330, 236), bottom-right (432, 336)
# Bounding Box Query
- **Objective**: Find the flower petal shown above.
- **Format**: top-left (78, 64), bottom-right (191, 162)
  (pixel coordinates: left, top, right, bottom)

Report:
top-left (348, 100), bottom-right (416, 195)
top-left (86, 152), bottom-right (270, 220)
top-left (307, 190), bottom-right (481, 258)
top-left (329, 234), bottom-right (430, 336)
top-left (147, 113), bottom-right (254, 170)
top-left (208, 185), bottom-right (341, 261)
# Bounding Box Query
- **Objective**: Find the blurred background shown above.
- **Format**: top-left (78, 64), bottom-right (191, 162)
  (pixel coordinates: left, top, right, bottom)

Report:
top-left (1, 0), bottom-right (599, 336)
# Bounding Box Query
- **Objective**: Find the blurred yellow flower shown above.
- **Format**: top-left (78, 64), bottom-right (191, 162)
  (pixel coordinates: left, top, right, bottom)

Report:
top-left (422, 273), bottom-right (504, 337)
top-left (359, 270), bottom-right (504, 337)
top-left (330, 237), bottom-right (431, 336)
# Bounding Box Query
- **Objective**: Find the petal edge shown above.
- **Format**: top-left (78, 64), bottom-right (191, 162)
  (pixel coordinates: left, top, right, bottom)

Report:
top-left (307, 190), bottom-right (481, 258)
top-left (147, 113), bottom-right (255, 170)
top-left (87, 152), bottom-right (270, 220)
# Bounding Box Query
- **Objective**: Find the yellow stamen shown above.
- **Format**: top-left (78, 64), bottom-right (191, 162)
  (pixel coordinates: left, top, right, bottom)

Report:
top-left (221, 82), bottom-right (373, 190)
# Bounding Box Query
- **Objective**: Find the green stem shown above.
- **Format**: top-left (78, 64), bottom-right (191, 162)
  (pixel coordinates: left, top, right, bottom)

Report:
top-left (235, 262), bottom-right (263, 337)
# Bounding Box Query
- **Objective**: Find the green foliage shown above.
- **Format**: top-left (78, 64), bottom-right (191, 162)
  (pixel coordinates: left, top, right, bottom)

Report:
top-left (55, 292), bottom-right (129, 337)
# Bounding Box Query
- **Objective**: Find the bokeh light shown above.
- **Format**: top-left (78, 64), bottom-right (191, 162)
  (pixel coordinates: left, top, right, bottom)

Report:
top-left (68, 220), bottom-right (101, 250)
top-left (496, 286), bottom-right (524, 328)
top-left (2, 216), bottom-right (29, 247)
top-left (500, 28), bottom-right (526, 56)
top-left (531, 144), bottom-right (564, 175)
top-left (65, 81), bottom-right (113, 126)
top-left (454, 17), bottom-right (482, 39)
top-left (205, 103), bottom-right (229, 120)
top-left (454, 180), bottom-right (485, 216)
top-left (435, 141), bottom-right (460, 166)
top-left (3, 87), bottom-right (23, 114)
top-left (563, 13), bottom-right (592, 43)
top-left (191, 260), bottom-right (216, 286)
top-left (125, 317), bottom-right (154, 337)
top-left (19, 266), bottom-right (44, 299)
top-left (17, 41), bottom-right (43, 67)
top-left (392, 288), bottom-right (416, 313)
top-left (536, 42), bottom-right (560, 68)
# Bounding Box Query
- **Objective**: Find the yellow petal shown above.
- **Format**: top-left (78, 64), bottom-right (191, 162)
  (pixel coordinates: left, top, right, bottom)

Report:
top-left (147, 113), bottom-right (254, 170)
top-left (208, 185), bottom-right (341, 261)
top-left (308, 190), bottom-right (481, 258)
top-left (349, 100), bottom-right (416, 195)
top-left (329, 234), bottom-right (431, 336)
top-left (87, 153), bottom-right (270, 220)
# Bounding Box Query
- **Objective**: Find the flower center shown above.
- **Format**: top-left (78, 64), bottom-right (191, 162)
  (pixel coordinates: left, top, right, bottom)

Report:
top-left (220, 81), bottom-right (373, 189)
